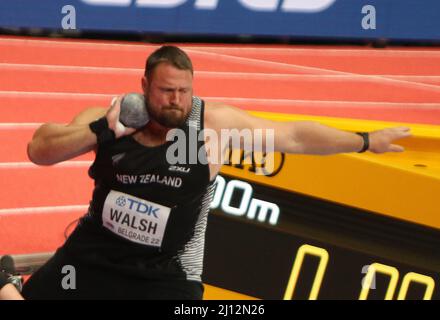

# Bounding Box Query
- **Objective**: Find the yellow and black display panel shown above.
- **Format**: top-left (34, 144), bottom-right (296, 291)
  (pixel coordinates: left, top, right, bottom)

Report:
top-left (203, 172), bottom-right (440, 300)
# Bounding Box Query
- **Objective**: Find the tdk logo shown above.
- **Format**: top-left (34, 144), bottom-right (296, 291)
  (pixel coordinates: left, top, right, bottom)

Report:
top-left (81, 0), bottom-right (336, 13)
top-left (118, 197), bottom-right (159, 218)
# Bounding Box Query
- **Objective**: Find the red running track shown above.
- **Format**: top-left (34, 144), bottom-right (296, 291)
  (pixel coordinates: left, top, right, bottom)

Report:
top-left (0, 36), bottom-right (439, 255)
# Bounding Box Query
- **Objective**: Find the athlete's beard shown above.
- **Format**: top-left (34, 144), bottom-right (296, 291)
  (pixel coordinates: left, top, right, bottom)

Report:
top-left (145, 97), bottom-right (190, 128)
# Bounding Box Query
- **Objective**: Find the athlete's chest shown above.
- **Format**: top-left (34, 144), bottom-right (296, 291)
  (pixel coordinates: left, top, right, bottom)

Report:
top-left (101, 140), bottom-right (207, 189)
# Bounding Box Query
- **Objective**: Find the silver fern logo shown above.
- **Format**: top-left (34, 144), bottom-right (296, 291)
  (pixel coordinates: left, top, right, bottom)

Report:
top-left (111, 153), bottom-right (126, 165)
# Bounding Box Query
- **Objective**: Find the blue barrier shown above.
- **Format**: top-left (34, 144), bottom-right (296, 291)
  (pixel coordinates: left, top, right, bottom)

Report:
top-left (0, 0), bottom-right (439, 41)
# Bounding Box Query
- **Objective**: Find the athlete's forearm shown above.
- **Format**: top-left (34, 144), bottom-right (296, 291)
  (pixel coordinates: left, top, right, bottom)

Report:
top-left (291, 121), bottom-right (364, 155)
top-left (27, 123), bottom-right (97, 165)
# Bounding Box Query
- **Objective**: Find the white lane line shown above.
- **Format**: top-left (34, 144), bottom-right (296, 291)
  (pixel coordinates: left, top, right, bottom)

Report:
top-left (187, 47), bottom-right (440, 58)
top-left (1, 37), bottom-right (440, 56)
top-left (0, 161), bottom-right (92, 169)
top-left (385, 76), bottom-right (440, 80)
top-left (2, 37), bottom-right (439, 87)
top-left (2, 57), bottom-right (440, 91)
top-left (206, 97), bottom-right (440, 109)
top-left (184, 48), bottom-right (440, 91)
top-left (0, 205), bottom-right (88, 216)
top-left (0, 91), bottom-right (114, 98)
top-left (0, 60), bottom-right (326, 76)
top-left (3, 62), bottom-right (439, 84)
top-left (2, 55), bottom-right (440, 90)
top-left (0, 62), bottom-right (349, 76)
top-left (0, 63), bottom-right (143, 74)
top-left (1, 63), bottom-right (440, 81)
top-left (0, 91), bottom-right (439, 108)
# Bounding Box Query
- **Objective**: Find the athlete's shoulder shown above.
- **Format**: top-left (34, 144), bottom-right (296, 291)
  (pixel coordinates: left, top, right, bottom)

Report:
top-left (203, 101), bottom-right (234, 130)
top-left (204, 101), bottom-right (258, 130)
top-left (204, 101), bottom-right (241, 117)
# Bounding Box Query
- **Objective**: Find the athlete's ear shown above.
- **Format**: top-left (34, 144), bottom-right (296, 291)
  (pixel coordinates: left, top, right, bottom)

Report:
top-left (141, 76), bottom-right (149, 93)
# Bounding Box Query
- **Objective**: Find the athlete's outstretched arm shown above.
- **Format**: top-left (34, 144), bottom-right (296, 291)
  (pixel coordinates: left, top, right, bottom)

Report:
top-left (27, 97), bottom-right (135, 165)
top-left (206, 103), bottom-right (411, 155)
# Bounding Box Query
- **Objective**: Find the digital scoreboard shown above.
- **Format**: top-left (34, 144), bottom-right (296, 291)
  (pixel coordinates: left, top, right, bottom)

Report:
top-left (203, 149), bottom-right (440, 300)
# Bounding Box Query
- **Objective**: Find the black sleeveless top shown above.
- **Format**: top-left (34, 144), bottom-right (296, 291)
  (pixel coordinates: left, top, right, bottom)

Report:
top-left (63, 97), bottom-right (216, 282)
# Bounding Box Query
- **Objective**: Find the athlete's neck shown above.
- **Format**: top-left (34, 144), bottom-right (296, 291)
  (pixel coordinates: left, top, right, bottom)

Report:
top-left (133, 120), bottom-right (174, 147)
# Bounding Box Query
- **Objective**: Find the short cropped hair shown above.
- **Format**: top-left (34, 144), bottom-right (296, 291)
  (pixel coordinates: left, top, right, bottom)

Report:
top-left (145, 46), bottom-right (193, 80)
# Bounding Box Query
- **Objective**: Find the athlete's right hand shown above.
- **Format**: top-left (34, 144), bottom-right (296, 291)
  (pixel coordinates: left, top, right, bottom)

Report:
top-left (106, 96), bottom-right (137, 139)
